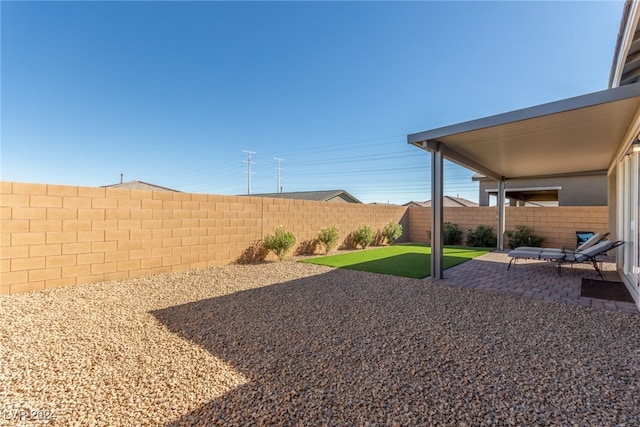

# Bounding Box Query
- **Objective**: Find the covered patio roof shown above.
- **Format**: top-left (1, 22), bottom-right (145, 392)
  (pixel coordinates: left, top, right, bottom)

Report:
top-left (408, 83), bottom-right (640, 181)
top-left (407, 82), bottom-right (640, 279)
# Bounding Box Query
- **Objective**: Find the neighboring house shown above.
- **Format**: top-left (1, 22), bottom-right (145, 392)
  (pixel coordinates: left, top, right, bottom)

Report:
top-left (404, 196), bottom-right (477, 208)
top-left (102, 180), bottom-right (180, 192)
top-left (403, 201), bottom-right (429, 208)
top-left (408, 0), bottom-right (640, 308)
top-left (472, 172), bottom-right (607, 206)
top-left (248, 190), bottom-right (362, 204)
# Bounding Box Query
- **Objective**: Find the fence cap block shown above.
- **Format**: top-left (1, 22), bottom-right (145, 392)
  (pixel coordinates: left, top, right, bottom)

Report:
top-left (0, 181), bottom-right (13, 194)
top-left (13, 182), bottom-right (47, 195)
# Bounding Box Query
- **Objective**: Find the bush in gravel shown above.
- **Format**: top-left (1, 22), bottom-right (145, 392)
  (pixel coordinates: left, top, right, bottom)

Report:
top-left (505, 225), bottom-right (544, 249)
top-left (352, 225), bottom-right (376, 249)
top-left (263, 226), bottom-right (296, 261)
top-left (443, 222), bottom-right (463, 245)
top-left (466, 225), bottom-right (497, 247)
top-left (317, 226), bottom-right (340, 254)
top-left (382, 221), bottom-right (403, 245)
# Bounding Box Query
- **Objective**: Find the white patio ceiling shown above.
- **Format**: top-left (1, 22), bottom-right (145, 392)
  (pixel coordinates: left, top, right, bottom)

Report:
top-left (408, 83), bottom-right (640, 180)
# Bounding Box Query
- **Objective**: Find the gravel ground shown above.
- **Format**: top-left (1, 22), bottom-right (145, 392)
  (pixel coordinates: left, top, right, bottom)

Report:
top-left (1, 261), bottom-right (639, 426)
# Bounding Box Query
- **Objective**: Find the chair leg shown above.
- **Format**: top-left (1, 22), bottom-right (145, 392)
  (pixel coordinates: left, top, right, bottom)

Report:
top-left (591, 259), bottom-right (604, 280)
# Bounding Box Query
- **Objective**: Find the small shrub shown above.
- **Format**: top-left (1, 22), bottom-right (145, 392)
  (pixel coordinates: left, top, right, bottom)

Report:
top-left (505, 225), bottom-right (544, 249)
top-left (382, 221), bottom-right (403, 245)
top-left (466, 225), bottom-right (497, 247)
top-left (443, 222), bottom-right (462, 245)
top-left (317, 226), bottom-right (340, 254)
top-left (352, 225), bottom-right (375, 249)
top-left (263, 226), bottom-right (296, 261)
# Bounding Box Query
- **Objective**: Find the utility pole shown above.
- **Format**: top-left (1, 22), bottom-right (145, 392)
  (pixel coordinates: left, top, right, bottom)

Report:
top-left (242, 150), bottom-right (256, 195)
top-left (274, 157), bottom-right (284, 193)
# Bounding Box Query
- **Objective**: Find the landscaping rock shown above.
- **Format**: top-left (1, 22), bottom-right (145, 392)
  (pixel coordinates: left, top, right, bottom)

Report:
top-left (1, 262), bottom-right (638, 425)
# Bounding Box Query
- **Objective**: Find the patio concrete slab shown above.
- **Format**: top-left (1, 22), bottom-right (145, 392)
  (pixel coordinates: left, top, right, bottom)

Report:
top-left (428, 251), bottom-right (639, 314)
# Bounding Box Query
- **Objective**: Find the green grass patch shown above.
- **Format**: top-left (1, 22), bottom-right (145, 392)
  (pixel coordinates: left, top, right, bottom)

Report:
top-left (300, 244), bottom-right (492, 279)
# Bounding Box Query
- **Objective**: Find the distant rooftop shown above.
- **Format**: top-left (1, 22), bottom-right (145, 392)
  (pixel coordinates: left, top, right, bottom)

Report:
top-left (102, 180), bottom-right (180, 192)
top-left (404, 196), bottom-right (478, 208)
top-left (247, 190), bottom-right (362, 204)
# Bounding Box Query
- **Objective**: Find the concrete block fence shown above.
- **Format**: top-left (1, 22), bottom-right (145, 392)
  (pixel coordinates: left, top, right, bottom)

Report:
top-left (408, 206), bottom-right (608, 250)
top-left (1, 181), bottom-right (607, 295)
top-left (0, 182), bottom-right (407, 294)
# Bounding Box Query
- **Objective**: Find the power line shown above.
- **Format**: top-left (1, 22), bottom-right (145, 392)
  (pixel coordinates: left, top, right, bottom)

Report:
top-left (242, 150), bottom-right (256, 195)
top-left (274, 157), bottom-right (284, 193)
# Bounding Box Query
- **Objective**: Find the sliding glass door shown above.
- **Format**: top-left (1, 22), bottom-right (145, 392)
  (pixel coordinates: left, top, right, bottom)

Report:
top-left (619, 151), bottom-right (639, 304)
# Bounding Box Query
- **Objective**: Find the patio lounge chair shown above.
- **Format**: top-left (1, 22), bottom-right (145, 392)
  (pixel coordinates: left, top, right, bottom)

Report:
top-left (512, 232), bottom-right (610, 255)
top-left (576, 230), bottom-right (595, 248)
top-left (507, 238), bottom-right (623, 280)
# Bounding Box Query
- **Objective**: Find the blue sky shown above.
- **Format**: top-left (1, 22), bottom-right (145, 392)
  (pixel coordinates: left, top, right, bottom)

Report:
top-left (1, 1), bottom-right (625, 204)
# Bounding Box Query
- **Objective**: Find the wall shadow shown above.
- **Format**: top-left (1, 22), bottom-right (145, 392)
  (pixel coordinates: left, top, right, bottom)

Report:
top-left (305, 245), bottom-right (484, 279)
top-left (294, 239), bottom-right (318, 256)
top-left (338, 232), bottom-right (357, 250)
top-left (235, 241), bottom-right (269, 264)
top-left (326, 253), bottom-right (430, 279)
top-left (151, 264), bottom-right (638, 425)
top-left (335, 253), bottom-right (475, 279)
top-left (152, 269), bottom-right (444, 425)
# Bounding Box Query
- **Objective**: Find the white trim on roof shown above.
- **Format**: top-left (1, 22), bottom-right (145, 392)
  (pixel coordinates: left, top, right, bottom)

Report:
top-left (610, 0), bottom-right (640, 87)
top-left (408, 84), bottom-right (640, 145)
top-left (484, 186), bottom-right (562, 193)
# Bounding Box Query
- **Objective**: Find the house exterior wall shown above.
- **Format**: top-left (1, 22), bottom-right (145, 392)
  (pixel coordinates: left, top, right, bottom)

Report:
top-left (478, 175), bottom-right (607, 206)
top-left (0, 182), bottom-right (407, 295)
top-left (557, 175), bottom-right (608, 206)
top-left (610, 0), bottom-right (640, 308)
top-left (615, 145), bottom-right (640, 305)
top-left (327, 195), bottom-right (352, 203)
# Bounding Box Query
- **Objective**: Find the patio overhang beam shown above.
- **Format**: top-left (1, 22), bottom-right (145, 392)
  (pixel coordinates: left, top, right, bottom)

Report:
top-left (504, 169), bottom-right (609, 181)
top-left (416, 140), bottom-right (503, 181)
top-left (407, 83), bottom-right (640, 280)
top-left (408, 83), bottom-right (640, 181)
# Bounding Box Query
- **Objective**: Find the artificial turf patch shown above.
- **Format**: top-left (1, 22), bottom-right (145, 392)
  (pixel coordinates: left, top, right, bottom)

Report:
top-left (300, 244), bottom-right (492, 279)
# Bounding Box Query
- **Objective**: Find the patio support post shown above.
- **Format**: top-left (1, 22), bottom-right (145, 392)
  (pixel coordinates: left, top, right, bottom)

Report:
top-left (497, 179), bottom-right (506, 251)
top-left (431, 142), bottom-right (444, 279)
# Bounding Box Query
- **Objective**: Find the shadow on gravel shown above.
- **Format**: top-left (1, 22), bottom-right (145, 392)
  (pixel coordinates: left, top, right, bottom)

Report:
top-left (152, 268), bottom-right (640, 426)
top-left (315, 253), bottom-right (478, 279)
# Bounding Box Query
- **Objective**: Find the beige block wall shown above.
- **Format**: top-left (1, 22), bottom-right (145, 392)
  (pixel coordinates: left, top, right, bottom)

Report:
top-left (0, 181), bottom-right (608, 295)
top-left (408, 206), bottom-right (608, 248)
top-left (0, 182), bottom-right (408, 295)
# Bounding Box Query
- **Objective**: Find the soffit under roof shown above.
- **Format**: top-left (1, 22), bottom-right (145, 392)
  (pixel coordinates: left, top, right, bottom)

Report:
top-left (611, 0), bottom-right (640, 87)
top-left (408, 83), bottom-right (640, 180)
top-left (619, 29), bottom-right (640, 86)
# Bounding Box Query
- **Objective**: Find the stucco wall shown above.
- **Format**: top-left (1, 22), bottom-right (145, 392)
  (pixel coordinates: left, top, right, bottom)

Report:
top-left (477, 175), bottom-right (607, 206)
